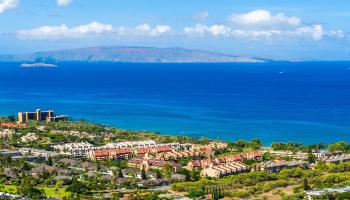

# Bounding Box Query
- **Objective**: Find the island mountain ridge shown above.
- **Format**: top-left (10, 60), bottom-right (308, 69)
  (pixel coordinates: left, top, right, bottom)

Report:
top-left (0, 46), bottom-right (267, 63)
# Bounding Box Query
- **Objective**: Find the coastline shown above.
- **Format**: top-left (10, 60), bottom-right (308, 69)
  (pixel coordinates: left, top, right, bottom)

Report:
top-left (1, 61), bottom-right (350, 144)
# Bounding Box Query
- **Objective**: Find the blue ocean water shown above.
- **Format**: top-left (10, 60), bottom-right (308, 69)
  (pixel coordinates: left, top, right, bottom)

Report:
top-left (1, 62), bottom-right (350, 144)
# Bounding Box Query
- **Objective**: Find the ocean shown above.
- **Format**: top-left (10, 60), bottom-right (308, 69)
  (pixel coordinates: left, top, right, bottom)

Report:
top-left (1, 62), bottom-right (350, 145)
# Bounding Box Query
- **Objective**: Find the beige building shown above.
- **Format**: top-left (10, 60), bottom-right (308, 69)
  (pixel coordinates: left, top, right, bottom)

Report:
top-left (18, 109), bottom-right (68, 123)
top-left (200, 162), bottom-right (248, 178)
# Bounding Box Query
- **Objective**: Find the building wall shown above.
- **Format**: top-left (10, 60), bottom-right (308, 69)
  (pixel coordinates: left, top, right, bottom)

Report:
top-left (18, 109), bottom-right (59, 123)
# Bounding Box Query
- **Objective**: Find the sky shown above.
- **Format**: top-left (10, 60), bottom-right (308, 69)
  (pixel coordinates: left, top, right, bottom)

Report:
top-left (0, 0), bottom-right (350, 60)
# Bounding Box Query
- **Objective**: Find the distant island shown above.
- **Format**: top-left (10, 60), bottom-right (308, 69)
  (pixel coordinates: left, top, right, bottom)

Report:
top-left (20, 63), bottom-right (58, 68)
top-left (0, 46), bottom-right (267, 63)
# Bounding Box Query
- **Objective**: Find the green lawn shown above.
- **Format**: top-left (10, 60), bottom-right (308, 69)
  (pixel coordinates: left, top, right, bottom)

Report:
top-left (38, 186), bottom-right (71, 199)
top-left (0, 184), bottom-right (17, 194)
top-left (0, 184), bottom-right (70, 199)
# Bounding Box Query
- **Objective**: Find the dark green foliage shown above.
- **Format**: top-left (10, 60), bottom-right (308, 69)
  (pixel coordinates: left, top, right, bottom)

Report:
top-left (155, 170), bottom-right (162, 179)
top-left (17, 176), bottom-right (44, 199)
top-left (303, 178), bottom-right (311, 191)
top-left (307, 152), bottom-right (317, 163)
top-left (118, 169), bottom-right (124, 178)
top-left (262, 152), bottom-right (272, 161)
top-left (141, 168), bottom-right (147, 180)
top-left (328, 141), bottom-right (350, 153)
top-left (66, 177), bottom-right (87, 194)
top-left (270, 142), bottom-right (304, 151)
top-left (188, 188), bottom-right (206, 198)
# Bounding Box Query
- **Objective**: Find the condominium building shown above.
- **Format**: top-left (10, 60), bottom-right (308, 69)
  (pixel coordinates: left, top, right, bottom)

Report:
top-left (0, 129), bottom-right (15, 139)
top-left (200, 162), bottom-right (248, 178)
top-left (155, 149), bottom-right (209, 160)
top-left (18, 109), bottom-right (68, 124)
top-left (90, 148), bottom-right (132, 160)
top-left (100, 140), bottom-right (191, 151)
top-left (18, 147), bottom-right (60, 159)
top-left (20, 133), bottom-right (38, 142)
top-left (47, 115), bottom-right (69, 122)
top-left (101, 140), bottom-right (157, 149)
top-left (256, 160), bottom-right (309, 173)
top-left (0, 122), bottom-right (27, 128)
top-left (127, 157), bottom-right (181, 172)
top-left (52, 142), bottom-right (93, 158)
top-left (321, 154), bottom-right (350, 165)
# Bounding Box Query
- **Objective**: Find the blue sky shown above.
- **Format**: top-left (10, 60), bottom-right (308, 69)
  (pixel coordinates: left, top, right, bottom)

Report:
top-left (0, 0), bottom-right (349, 60)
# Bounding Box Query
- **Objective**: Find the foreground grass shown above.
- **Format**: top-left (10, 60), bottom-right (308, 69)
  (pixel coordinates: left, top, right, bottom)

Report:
top-left (0, 184), bottom-right (70, 199)
top-left (38, 186), bottom-right (71, 199)
top-left (0, 184), bottom-right (17, 194)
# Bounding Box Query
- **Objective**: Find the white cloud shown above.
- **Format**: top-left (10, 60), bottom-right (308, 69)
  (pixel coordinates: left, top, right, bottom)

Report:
top-left (16, 21), bottom-right (172, 40)
top-left (134, 24), bottom-right (171, 36)
top-left (295, 24), bottom-right (323, 40)
top-left (193, 11), bottom-right (209, 20)
top-left (14, 9), bottom-right (344, 42)
top-left (183, 23), bottom-right (337, 41)
top-left (229, 9), bottom-right (301, 27)
top-left (17, 21), bottom-right (114, 39)
top-left (184, 23), bottom-right (282, 38)
top-left (184, 24), bottom-right (231, 36)
top-left (184, 10), bottom-right (345, 41)
top-left (57, 0), bottom-right (73, 7)
top-left (328, 30), bottom-right (345, 39)
top-left (0, 0), bottom-right (18, 14)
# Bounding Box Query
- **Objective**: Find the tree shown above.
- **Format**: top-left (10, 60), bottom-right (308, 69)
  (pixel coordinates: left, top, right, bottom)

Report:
top-left (303, 178), bottom-right (311, 191)
top-left (179, 169), bottom-right (190, 181)
top-left (188, 189), bottom-right (205, 198)
top-left (141, 168), bottom-right (147, 180)
top-left (112, 192), bottom-right (123, 200)
top-left (162, 162), bottom-right (174, 177)
top-left (118, 169), bottom-right (124, 178)
top-left (271, 142), bottom-right (287, 151)
top-left (328, 141), bottom-right (349, 152)
top-left (262, 152), bottom-right (272, 161)
top-left (307, 152), bottom-right (316, 164)
top-left (66, 177), bottom-right (86, 194)
top-left (236, 140), bottom-right (249, 151)
top-left (155, 170), bottom-right (162, 179)
top-left (250, 138), bottom-right (263, 150)
top-left (47, 157), bottom-right (53, 166)
top-left (17, 176), bottom-right (44, 199)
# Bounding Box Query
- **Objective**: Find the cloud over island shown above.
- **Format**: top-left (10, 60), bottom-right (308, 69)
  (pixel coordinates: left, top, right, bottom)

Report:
top-left (184, 10), bottom-right (344, 41)
top-left (16, 21), bottom-right (172, 39)
top-left (16, 9), bottom-right (344, 42)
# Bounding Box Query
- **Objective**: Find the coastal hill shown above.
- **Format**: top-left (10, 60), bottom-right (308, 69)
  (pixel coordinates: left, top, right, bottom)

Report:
top-left (0, 46), bottom-right (266, 63)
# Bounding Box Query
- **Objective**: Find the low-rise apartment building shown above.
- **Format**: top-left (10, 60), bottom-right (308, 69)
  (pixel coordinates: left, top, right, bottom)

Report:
top-left (101, 140), bottom-right (157, 149)
top-left (52, 142), bottom-right (93, 158)
top-left (321, 154), bottom-right (350, 164)
top-left (0, 129), bottom-right (15, 139)
top-left (127, 157), bottom-right (181, 172)
top-left (260, 149), bottom-right (309, 159)
top-left (256, 160), bottom-right (309, 173)
top-left (20, 133), bottom-right (38, 142)
top-left (0, 149), bottom-right (22, 157)
top-left (187, 151), bottom-right (260, 171)
top-left (155, 149), bottom-right (210, 160)
top-left (18, 147), bottom-right (59, 159)
top-left (200, 162), bottom-right (248, 178)
top-left (90, 148), bottom-right (132, 160)
top-left (135, 146), bottom-right (172, 156)
top-left (0, 122), bottom-right (27, 128)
